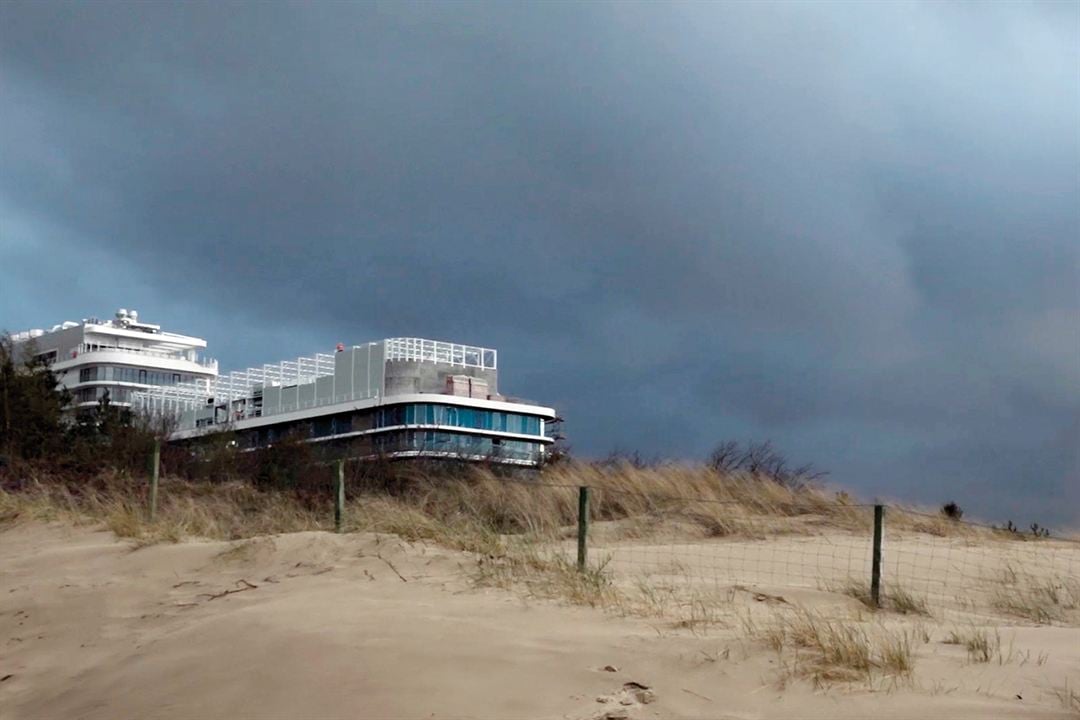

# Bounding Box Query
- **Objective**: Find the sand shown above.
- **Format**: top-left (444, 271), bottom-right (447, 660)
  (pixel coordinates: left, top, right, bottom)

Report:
top-left (2, 523), bottom-right (1078, 719)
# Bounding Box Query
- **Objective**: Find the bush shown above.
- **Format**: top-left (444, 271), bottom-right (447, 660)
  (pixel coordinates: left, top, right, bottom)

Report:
top-left (941, 501), bottom-right (963, 520)
top-left (707, 440), bottom-right (826, 489)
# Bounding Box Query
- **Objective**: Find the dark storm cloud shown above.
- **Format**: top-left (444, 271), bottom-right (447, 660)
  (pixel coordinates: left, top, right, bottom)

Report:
top-left (1, 1), bottom-right (1077, 524)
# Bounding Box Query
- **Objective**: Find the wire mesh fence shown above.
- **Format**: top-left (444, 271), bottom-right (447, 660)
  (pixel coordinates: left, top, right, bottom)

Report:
top-left (531, 484), bottom-right (1080, 625)
top-left (141, 445), bottom-right (1080, 625)
top-left (880, 512), bottom-right (1080, 622)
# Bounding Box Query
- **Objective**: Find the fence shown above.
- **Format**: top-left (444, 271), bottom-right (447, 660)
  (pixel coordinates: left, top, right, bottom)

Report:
top-left (143, 449), bottom-right (1080, 624)
top-left (564, 486), bottom-right (1080, 624)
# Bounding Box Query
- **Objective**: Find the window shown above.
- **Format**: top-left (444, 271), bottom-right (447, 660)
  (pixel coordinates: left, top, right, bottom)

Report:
top-left (34, 350), bottom-right (58, 366)
top-left (138, 369), bottom-right (147, 384)
top-left (376, 403), bottom-right (544, 437)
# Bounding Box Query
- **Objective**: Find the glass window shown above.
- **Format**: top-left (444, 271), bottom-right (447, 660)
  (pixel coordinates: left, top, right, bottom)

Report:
top-left (377, 403), bottom-right (543, 437)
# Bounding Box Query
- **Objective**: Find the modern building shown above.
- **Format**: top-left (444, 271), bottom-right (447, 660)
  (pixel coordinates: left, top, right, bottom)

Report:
top-left (134, 338), bottom-right (558, 467)
top-left (8, 309), bottom-right (218, 411)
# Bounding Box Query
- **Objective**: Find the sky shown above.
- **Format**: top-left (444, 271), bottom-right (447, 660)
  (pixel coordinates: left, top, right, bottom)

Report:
top-left (1, 1), bottom-right (1077, 527)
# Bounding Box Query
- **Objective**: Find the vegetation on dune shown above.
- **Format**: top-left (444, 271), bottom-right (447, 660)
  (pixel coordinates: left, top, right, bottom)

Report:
top-left (739, 606), bottom-right (922, 688)
top-left (833, 580), bottom-right (932, 617)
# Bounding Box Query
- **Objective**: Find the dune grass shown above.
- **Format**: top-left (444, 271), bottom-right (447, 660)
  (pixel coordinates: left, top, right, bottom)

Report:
top-left (834, 579), bottom-right (932, 617)
top-left (2, 459), bottom-right (1075, 636)
top-left (739, 607), bottom-right (920, 687)
top-left (990, 567), bottom-right (1080, 625)
top-left (0, 461), bottom-right (874, 544)
top-left (2, 459), bottom-right (1054, 546)
top-left (944, 626), bottom-right (1000, 663)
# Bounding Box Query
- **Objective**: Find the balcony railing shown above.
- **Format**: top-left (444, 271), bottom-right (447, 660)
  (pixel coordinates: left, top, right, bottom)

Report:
top-left (71, 343), bottom-right (218, 369)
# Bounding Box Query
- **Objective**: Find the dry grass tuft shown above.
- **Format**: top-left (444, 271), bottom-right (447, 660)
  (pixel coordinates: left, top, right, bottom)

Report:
top-left (944, 626), bottom-right (999, 663)
top-left (743, 608), bottom-right (918, 686)
top-left (1053, 678), bottom-right (1080, 715)
top-left (941, 625), bottom-right (1029, 666)
top-left (990, 565), bottom-right (1080, 625)
top-left (832, 580), bottom-right (932, 617)
top-left (471, 546), bottom-right (621, 608)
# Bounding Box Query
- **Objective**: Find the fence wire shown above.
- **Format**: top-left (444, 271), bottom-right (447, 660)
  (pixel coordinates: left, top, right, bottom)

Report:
top-left (283, 466), bottom-right (1079, 624)
top-left (583, 500), bottom-right (877, 602)
top-left (530, 486), bottom-right (1080, 625)
top-left (880, 511), bottom-right (1080, 622)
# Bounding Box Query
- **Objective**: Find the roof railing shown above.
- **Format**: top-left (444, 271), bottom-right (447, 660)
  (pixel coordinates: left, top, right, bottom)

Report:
top-left (384, 337), bottom-right (496, 370)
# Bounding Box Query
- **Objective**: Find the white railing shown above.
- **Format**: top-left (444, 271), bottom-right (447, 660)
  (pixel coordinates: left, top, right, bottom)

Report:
top-left (135, 338), bottom-right (502, 429)
top-left (132, 351), bottom-right (338, 416)
top-left (73, 343), bottom-right (218, 369)
top-left (207, 352), bottom-right (337, 402)
top-left (384, 337), bottom-right (496, 370)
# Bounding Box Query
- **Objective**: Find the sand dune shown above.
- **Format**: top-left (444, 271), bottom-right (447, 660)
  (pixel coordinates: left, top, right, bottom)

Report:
top-left (1, 523), bottom-right (1077, 719)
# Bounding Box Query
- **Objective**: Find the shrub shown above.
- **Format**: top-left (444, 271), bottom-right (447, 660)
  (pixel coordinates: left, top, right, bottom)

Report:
top-left (706, 440), bottom-right (826, 489)
top-left (941, 501), bottom-right (963, 520)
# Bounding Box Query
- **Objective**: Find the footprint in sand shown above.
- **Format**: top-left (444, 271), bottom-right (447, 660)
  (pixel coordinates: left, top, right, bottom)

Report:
top-left (589, 681), bottom-right (656, 719)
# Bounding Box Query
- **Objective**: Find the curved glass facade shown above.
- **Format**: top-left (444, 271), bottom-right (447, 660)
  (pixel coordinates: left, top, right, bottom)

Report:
top-left (79, 365), bottom-right (196, 386)
top-left (374, 430), bottom-right (541, 462)
top-left (238, 401), bottom-right (548, 464)
top-left (375, 403), bottom-right (542, 435)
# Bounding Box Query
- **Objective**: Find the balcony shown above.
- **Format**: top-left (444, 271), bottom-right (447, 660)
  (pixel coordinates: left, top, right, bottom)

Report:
top-left (71, 343), bottom-right (218, 370)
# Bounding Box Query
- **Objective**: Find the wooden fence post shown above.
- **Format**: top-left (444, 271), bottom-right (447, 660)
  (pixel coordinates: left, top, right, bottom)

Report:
top-left (335, 458), bottom-right (345, 533)
top-left (149, 438), bottom-right (160, 522)
top-left (577, 486), bottom-right (590, 571)
top-left (871, 504), bottom-right (885, 607)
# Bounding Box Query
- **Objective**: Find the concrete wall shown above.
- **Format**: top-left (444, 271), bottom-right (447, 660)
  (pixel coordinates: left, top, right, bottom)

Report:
top-left (12, 325), bottom-right (85, 364)
top-left (384, 360), bottom-right (498, 397)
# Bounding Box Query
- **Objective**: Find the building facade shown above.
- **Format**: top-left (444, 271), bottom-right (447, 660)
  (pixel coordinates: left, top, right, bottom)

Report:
top-left (135, 338), bottom-right (557, 467)
top-left (9, 309), bottom-right (218, 410)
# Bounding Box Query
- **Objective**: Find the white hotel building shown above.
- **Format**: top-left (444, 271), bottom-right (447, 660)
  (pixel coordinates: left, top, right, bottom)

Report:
top-left (134, 338), bottom-right (559, 467)
top-left (9, 309), bottom-right (218, 410)
top-left (10, 311), bottom-right (557, 467)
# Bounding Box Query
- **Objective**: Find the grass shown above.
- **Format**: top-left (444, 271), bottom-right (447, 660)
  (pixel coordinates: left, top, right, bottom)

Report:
top-left (2, 461), bottom-right (1076, 638)
top-left (471, 545), bottom-right (621, 608)
top-left (989, 564), bottom-right (1080, 625)
top-left (833, 580), bottom-right (932, 617)
top-left (889, 587), bottom-right (932, 616)
top-left (1, 460), bottom-right (1052, 547)
top-left (944, 626), bottom-right (999, 663)
top-left (1053, 678), bottom-right (1080, 715)
top-left (0, 461), bottom-right (873, 552)
top-left (742, 607), bottom-right (919, 686)
top-left (12, 462), bottom-right (1080, 696)
top-left (940, 625), bottom-right (1032, 666)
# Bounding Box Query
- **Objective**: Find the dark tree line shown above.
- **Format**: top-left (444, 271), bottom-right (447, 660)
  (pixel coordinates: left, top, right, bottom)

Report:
top-left (0, 336), bottom-right (157, 473)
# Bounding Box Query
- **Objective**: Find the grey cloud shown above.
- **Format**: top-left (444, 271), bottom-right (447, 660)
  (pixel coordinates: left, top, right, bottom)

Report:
top-left (1, 1), bottom-right (1076, 525)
